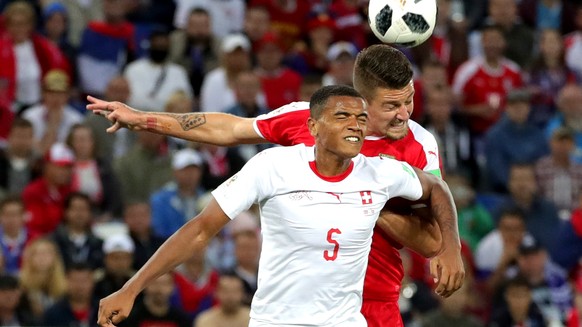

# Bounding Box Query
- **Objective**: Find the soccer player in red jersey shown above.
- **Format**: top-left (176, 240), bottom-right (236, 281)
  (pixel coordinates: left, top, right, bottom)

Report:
top-left (88, 45), bottom-right (464, 327)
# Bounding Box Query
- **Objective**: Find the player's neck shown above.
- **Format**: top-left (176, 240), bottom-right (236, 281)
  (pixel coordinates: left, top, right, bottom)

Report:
top-left (313, 148), bottom-right (353, 177)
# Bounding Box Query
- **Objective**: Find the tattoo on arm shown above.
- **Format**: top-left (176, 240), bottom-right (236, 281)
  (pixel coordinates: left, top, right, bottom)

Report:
top-left (173, 113), bottom-right (207, 131)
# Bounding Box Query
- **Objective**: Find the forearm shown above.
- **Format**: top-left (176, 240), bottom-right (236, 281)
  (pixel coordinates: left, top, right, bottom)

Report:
top-left (377, 209), bottom-right (442, 258)
top-left (428, 180), bottom-right (461, 252)
top-left (131, 111), bottom-right (258, 146)
top-left (121, 203), bottom-right (228, 297)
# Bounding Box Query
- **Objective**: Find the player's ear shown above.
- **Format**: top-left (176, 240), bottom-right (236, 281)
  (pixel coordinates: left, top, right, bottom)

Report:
top-left (307, 117), bottom-right (318, 137)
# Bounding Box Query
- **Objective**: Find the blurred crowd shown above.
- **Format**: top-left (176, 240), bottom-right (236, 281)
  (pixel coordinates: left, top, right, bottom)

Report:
top-left (1, 0), bottom-right (582, 326)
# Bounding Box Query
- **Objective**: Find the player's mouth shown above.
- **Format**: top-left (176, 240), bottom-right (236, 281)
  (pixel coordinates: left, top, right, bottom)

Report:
top-left (344, 136), bottom-right (361, 143)
top-left (389, 119), bottom-right (407, 130)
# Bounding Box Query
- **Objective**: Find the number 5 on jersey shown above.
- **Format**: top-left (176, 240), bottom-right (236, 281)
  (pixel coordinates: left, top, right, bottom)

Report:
top-left (324, 228), bottom-right (342, 261)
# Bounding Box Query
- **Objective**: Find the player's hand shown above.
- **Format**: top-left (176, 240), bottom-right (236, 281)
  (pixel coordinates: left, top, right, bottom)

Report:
top-left (86, 95), bottom-right (143, 133)
top-left (429, 246), bottom-right (465, 298)
top-left (97, 289), bottom-right (136, 327)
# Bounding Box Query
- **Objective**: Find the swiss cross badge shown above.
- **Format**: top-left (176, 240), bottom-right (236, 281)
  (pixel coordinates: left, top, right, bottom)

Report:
top-left (360, 191), bottom-right (373, 205)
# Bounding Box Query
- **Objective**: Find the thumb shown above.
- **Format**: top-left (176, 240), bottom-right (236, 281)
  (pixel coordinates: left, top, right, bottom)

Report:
top-left (430, 258), bottom-right (440, 283)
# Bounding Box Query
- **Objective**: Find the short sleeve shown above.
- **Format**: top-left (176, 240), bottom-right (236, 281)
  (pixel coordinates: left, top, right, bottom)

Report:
top-left (389, 161), bottom-right (423, 201)
top-left (253, 102), bottom-right (313, 146)
top-left (211, 151), bottom-right (273, 219)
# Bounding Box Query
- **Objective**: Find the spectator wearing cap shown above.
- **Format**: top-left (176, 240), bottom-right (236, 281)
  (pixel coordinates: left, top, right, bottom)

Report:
top-left (23, 69), bottom-right (84, 155)
top-left (535, 127), bottom-right (582, 217)
top-left (124, 27), bottom-right (193, 112)
top-left (0, 274), bottom-right (38, 326)
top-left (22, 143), bottom-right (75, 235)
top-left (546, 84), bottom-right (582, 164)
top-left (505, 235), bottom-right (573, 324)
top-left (151, 148), bottom-right (206, 239)
top-left (322, 41), bottom-right (357, 87)
top-left (200, 34), bottom-right (254, 113)
top-left (255, 31), bottom-right (302, 110)
top-left (93, 233), bottom-right (135, 301)
top-left (0, 1), bottom-right (71, 114)
top-left (484, 88), bottom-right (549, 192)
top-left (566, 276), bottom-right (582, 327)
top-left (286, 13), bottom-right (337, 76)
top-left (169, 7), bottom-right (219, 106)
top-left (249, 0), bottom-right (311, 51)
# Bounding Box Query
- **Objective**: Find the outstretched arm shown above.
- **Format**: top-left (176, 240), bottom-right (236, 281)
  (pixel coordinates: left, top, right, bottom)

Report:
top-left (97, 198), bottom-right (230, 326)
top-left (414, 168), bottom-right (464, 298)
top-left (86, 96), bottom-right (264, 146)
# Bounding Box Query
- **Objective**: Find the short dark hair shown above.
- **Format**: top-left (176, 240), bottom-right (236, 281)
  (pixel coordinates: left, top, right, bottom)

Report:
top-left (0, 194), bottom-right (23, 213)
top-left (189, 6), bottom-right (209, 17)
top-left (10, 117), bottom-right (33, 131)
top-left (66, 262), bottom-right (94, 274)
top-left (353, 45), bottom-right (413, 101)
top-left (480, 22), bottom-right (505, 37)
top-left (498, 207), bottom-right (525, 223)
top-left (0, 274), bottom-right (19, 290)
top-left (64, 192), bottom-right (92, 211)
top-left (309, 85), bottom-right (364, 120)
top-left (503, 274), bottom-right (531, 292)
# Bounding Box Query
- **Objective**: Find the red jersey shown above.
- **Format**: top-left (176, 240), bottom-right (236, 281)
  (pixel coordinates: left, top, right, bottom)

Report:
top-left (253, 102), bottom-right (441, 303)
top-left (22, 177), bottom-right (70, 235)
top-left (452, 57), bottom-right (523, 135)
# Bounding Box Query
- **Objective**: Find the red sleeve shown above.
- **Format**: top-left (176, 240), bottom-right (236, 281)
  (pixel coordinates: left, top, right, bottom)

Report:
top-left (254, 103), bottom-right (314, 146)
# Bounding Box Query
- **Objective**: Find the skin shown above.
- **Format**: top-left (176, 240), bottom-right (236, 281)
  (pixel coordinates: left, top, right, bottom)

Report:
top-left (87, 83), bottom-right (462, 295)
top-left (96, 95), bottom-right (459, 326)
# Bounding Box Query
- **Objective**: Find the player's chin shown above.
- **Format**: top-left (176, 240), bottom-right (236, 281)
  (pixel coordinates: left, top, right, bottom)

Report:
top-left (385, 126), bottom-right (409, 141)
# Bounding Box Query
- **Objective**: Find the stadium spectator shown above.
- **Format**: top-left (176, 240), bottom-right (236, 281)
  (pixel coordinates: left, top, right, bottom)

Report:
top-left (228, 229), bottom-right (260, 306)
top-left (469, 0), bottom-right (535, 68)
top-left (552, 204), bottom-right (582, 271)
top-left (484, 88), bottom-right (549, 192)
top-left (0, 118), bottom-right (40, 197)
top-left (254, 31), bottom-right (302, 110)
top-left (299, 73), bottom-right (323, 102)
top-left (173, 0), bottom-right (245, 39)
top-left (328, 0), bottom-right (368, 50)
top-left (488, 275), bottom-right (546, 327)
top-left (50, 192), bottom-right (104, 270)
top-left (22, 143), bottom-right (74, 236)
top-left (42, 262), bottom-right (97, 327)
top-left (172, 250), bottom-right (220, 320)
top-left (200, 34), bottom-right (253, 112)
top-left (420, 283), bottom-right (483, 327)
top-left (0, 274), bottom-right (38, 326)
top-left (519, 0), bottom-right (577, 34)
top-left (322, 41), bottom-right (357, 87)
top-left (151, 148), bottom-right (205, 239)
top-left (60, 0), bottom-right (103, 47)
top-left (194, 274), bottom-right (250, 327)
top-left (125, 27), bottom-right (193, 112)
top-left (546, 84), bottom-right (582, 164)
top-left (524, 28), bottom-right (577, 128)
top-left (0, 1), bottom-right (71, 113)
top-left (169, 7), bottom-right (219, 107)
top-left (399, 249), bottom-right (439, 326)
top-left (243, 5), bottom-right (270, 48)
top-left (93, 233), bottom-right (135, 302)
top-left (0, 195), bottom-right (38, 274)
top-left (412, 59), bottom-right (451, 122)
top-left (114, 131), bottom-right (172, 204)
top-left (19, 238), bottom-right (67, 321)
top-left (535, 127), bottom-right (582, 218)
top-left (41, 2), bottom-right (76, 78)
top-left (66, 124), bottom-right (123, 219)
top-left (22, 69), bottom-right (84, 155)
top-left (199, 143), bottom-right (246, 191)
top-left (123, 202), bottom-right (164, 270)
top-left (77, 0), bottom-right (135, 97)
top-left (119, 273), bottom-right (190, 327)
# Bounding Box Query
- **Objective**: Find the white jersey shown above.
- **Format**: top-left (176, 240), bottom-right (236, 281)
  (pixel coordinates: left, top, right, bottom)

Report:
top-left (212, 144), bottom-right (423, 327)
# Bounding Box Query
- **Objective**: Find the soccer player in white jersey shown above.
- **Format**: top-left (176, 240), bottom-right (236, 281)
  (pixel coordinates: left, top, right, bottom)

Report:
top-left (89, 45), bottom-right (464, 327)
top-left (96, 85), bottom-right (457, 327)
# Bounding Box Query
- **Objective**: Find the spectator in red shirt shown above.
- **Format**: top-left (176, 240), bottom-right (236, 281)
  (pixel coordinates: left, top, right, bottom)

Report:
top-left (22, 143), bottom-right (74, 236)
top-left (254, 32), bottom-right (302, 110)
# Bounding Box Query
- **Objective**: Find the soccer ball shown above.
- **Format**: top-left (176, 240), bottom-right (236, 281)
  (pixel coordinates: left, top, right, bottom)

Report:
top-left (368, 0), bottom-right (437, 47)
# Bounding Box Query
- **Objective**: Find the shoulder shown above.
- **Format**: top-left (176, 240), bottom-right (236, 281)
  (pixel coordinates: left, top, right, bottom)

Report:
top-left (22, 105), bottom-right (44, 118)
top-left (501, 58), bottom-right (522, 74)
top-left (408, 120), bottom-right (438, 148)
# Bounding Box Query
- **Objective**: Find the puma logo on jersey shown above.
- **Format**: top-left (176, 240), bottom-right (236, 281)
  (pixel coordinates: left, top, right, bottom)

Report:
top-left (327, 192), bottom-right (342, 203)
